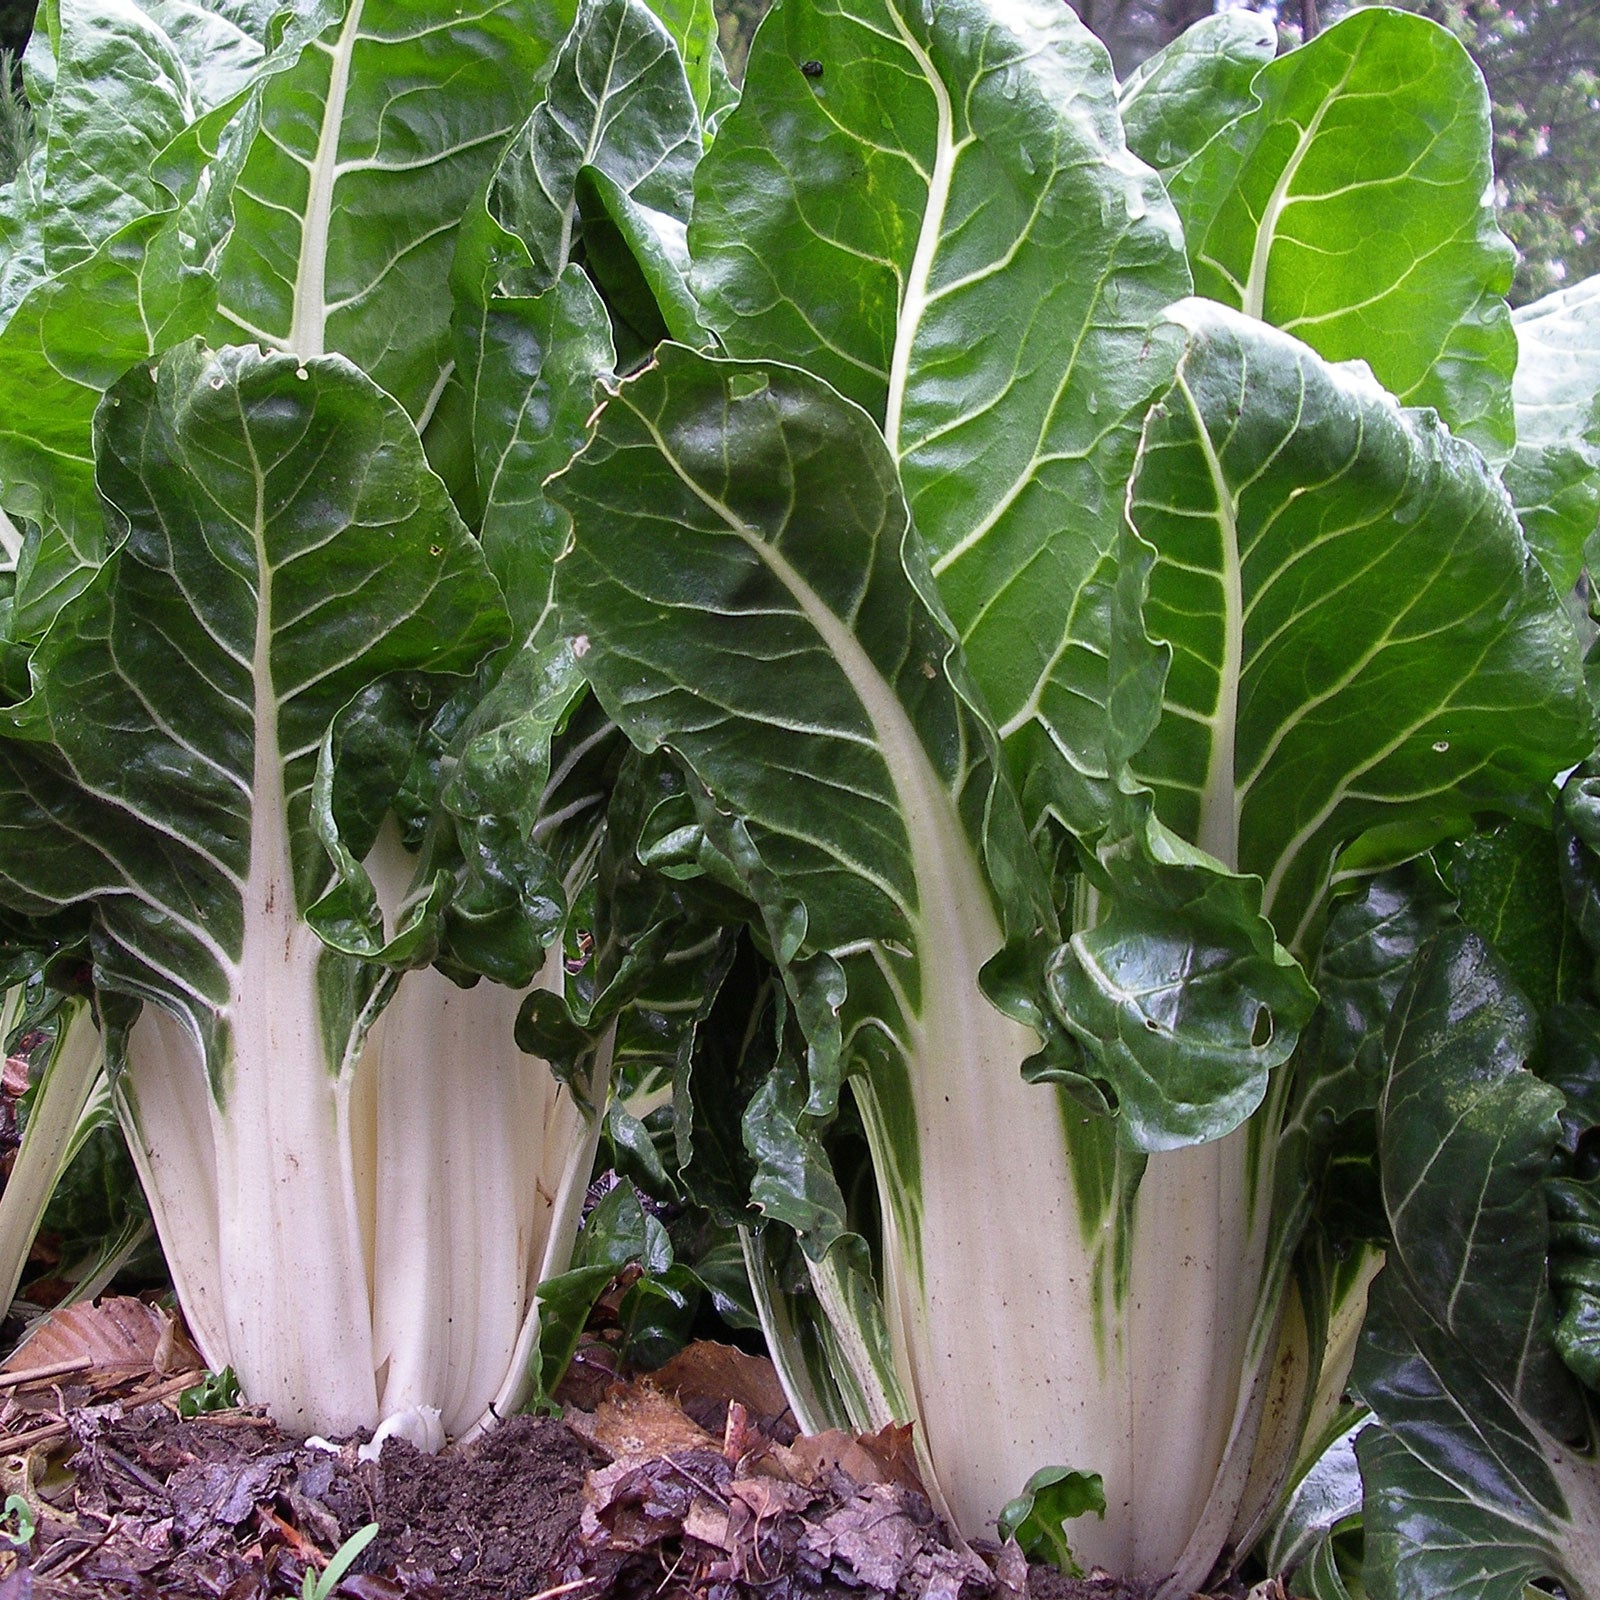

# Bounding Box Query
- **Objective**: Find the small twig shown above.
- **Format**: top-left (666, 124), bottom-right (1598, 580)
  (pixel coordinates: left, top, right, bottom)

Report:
top-left (665, 1457), bottom-right (727, 1505)
top-left (520, 1580), bottom-right (597, 1600)
top-left (133, 1369), bottom-right (206, 1406)
top-left (98, 1442), bottom-right (167, 1495)
top-left (0, 1356), bottom-right (93, 1390)
top-left (652, 1548), bottom-right (687, 1597)
top-left (34, 1526), bottom-right (113, 1579)
top-left (0, 1367), bottom-right (205, 1451)
top-left (0, 1415), bottom-right (69, 1453)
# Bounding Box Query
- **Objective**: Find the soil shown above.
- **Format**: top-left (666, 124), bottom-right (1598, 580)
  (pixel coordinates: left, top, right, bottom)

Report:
top-left (0, 1397), bottom-right (1166, 1600)
top-left (0, 1323), bottom-right (1173, 1600)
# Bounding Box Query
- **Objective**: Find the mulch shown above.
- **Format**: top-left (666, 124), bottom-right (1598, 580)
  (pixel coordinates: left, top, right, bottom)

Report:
top-left (0, 1333), bottom-right (1170, 1600)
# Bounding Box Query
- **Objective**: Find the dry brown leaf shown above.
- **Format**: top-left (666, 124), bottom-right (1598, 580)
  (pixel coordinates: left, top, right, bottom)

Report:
top-left (783, 1428), bottom-right (894, 1488)
top-left (647, 1341), bottom-right (792, 1422)
top-left (854, 1420), bottom-right (926, 1495)
top-left (720, 1399), bottom-right (755, 1460)
top-left (680, 1497), bottom-right (731, 1550)
top-left (727, 1476), bottom-right (812, 1520)
top-left (576, 1385), bottom-right (718, 1465)
top-left (4, 1298), bottom-right (200, 1381)
top-left (801, 1482), bottom-right (925, 1589)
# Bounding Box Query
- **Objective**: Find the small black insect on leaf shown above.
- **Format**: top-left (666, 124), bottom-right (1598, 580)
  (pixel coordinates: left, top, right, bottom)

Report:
top-left (800, 59), bottom-right (824, 79)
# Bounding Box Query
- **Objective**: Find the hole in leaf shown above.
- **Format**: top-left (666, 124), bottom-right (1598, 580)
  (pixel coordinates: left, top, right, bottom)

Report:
top-left (729, 373), bottom-right (769, 401)
top-left (1251, 1006), bottom-right (1273, 1049)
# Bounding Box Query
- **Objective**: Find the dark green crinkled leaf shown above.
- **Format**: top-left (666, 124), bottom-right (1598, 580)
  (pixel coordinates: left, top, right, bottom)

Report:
top-left (451, 0), bottom-right (699, 635)
top-left (1379, 930), bottom-right (1576, 1434)
top-left (575, 165), bottom-right (706, 355)
top-left (1117, 9), bottom-right (1274, 179)
top-left (1120, 301), bottom-right (1590, 956)
top-left (1548, 1177), bottom-right (1600, 1394)
top-left (457, 272), bottom-right (617, 633)
top-left (1263, 1412), bottom-right (1364, 1581)
top-left (477, 0), bottom-right (701, 296)
top-left (1043, 786), bottom-right (1315, 1150)
top-left (1170, 8), bottom-right (1517, 458)
top-left (691, 0), bottom-right (1189, 836)
top-left (1443, 821), bottom-right (1588, 1011)
top-left (1271, 868), bottom-right (1454, 1259)
top-left (1537, 1002), bottom-right (1600, 1156)
top-left (1354, 1268), bottom-right (1600, 1600)
top-left (1351, 930), bottom-right (1600, 1600)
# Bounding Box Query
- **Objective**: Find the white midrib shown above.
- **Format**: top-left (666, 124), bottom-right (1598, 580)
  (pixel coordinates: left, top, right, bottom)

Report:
top-left (626, 405), bottom-right (1009, 1100)
top-left (1239, 71), bottom-right (1350, 322)
top-left (883, 5), bottom-right (958, 461)
top-left (215, 447), bottom-right (378, 1434)
top-left (1546, 1425), bottom-right (1600, 1594)
top-left (289, 0), bottom-right (366, 356)
top-left (626, 397), bottom-right (1131, 1552)
top-left (0, 505), bottom-right (23, 564)
top-left (554, 20), bottom-right (628, 275)
top-left (1184, 372), bottom-right (1244, 872)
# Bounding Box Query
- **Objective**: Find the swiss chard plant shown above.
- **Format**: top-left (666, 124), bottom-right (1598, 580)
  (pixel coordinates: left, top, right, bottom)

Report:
top-left (0, 0), bottom-right (730, 1443)
top-left (0, 1), bottom-right (1599, 1597)
top-left (550, 1), bottom-right (1600, 1593)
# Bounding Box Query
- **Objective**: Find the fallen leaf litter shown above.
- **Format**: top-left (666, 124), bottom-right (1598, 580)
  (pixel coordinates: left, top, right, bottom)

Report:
top-left (0, 1302), bottom-right (1167, 1600)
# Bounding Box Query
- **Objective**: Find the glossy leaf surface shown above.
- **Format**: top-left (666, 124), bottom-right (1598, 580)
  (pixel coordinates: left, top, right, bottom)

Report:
top-left (212, 0), bottom-right (575, 418)
top-left (1120, 301), bottom-right (1590, 953)
top-left (691, 0), bottom-right (1189, 833)
top-left (0, 215), bottom-right (208, 637)
top-left (0, 342), bottom-right (506, 1073)
top-left (1118, 9), bottom-right (1274, 179)
top-left (1504, 272), bottom-right (1600, 591)
top-left (1353, 930), bottom-right (1600, 1600)
top-left (1171, 8), bottom-right (1516, 457)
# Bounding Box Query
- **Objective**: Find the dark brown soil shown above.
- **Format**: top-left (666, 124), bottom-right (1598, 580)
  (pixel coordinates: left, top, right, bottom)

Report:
top-left (10, 1404), bottom-right (600, 1600)
top-left (375, 1417), bottom-right (602, 1596)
